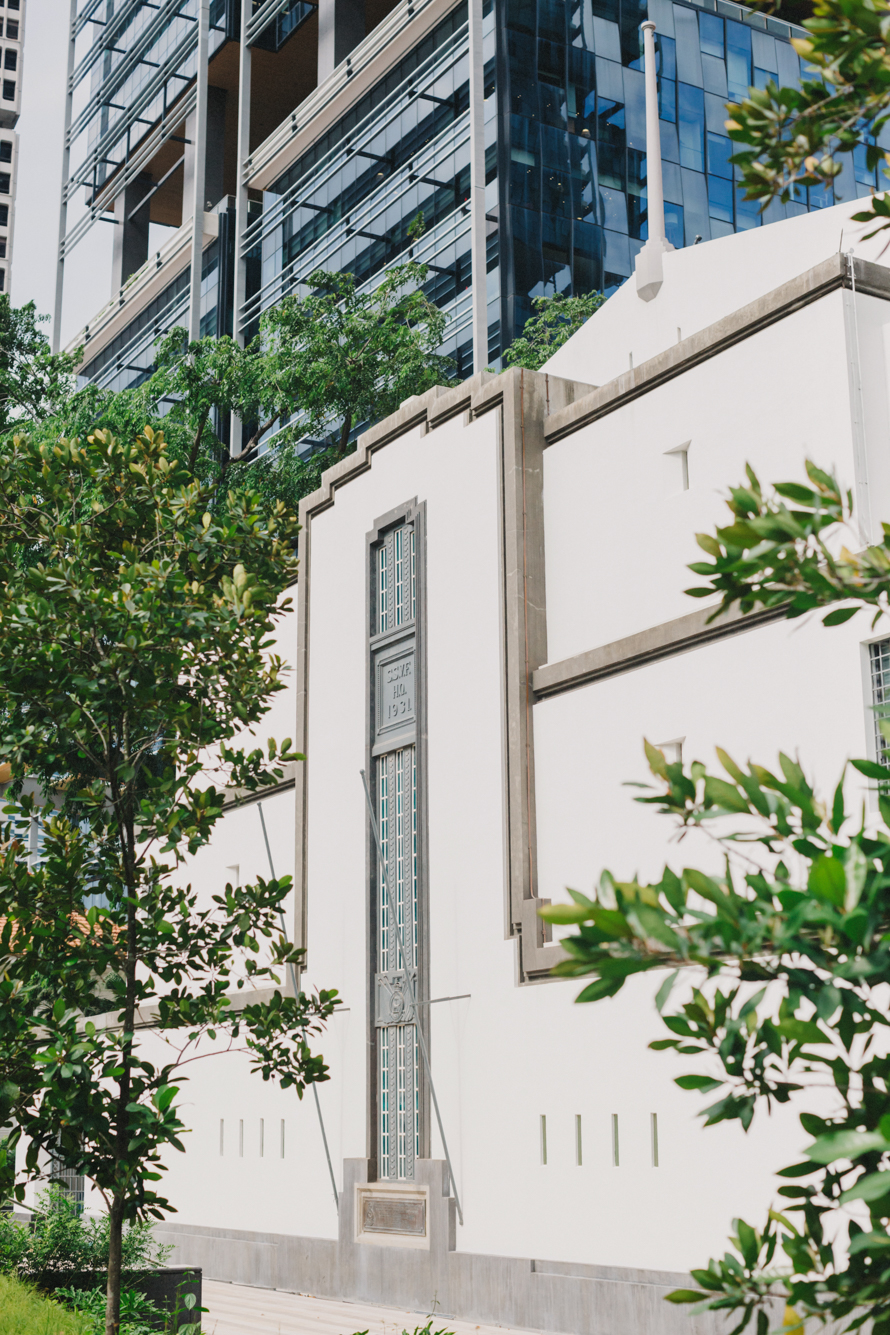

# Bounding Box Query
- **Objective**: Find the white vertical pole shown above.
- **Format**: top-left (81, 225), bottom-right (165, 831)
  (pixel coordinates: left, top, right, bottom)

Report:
top-left (642, 21), bottom-right (666, 248)
top-left (468, 0), bottom-right (487, 373)
top-left (52, 0), bottom-right (78, 355)
top-left (230, 0), bottom-right (251, 455)
top-left (233, 2), bottom-right (251, 350)
top-left (635, 20), bottom-right (672, 302)
top-left (188, 0), bottom-right (210, 343)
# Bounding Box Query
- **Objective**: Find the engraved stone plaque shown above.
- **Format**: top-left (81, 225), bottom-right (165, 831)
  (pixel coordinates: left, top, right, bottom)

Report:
top-left (377, 649), bottom-right (415, 736)
top-left (361, 1195), bottom-right (427, 1237)
top-left (375, 969), bottom-right (417, 1026)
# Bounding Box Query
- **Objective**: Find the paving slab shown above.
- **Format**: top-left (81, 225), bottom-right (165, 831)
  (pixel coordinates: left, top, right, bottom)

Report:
top-left (202, 1279), bottom-right (544, 1335)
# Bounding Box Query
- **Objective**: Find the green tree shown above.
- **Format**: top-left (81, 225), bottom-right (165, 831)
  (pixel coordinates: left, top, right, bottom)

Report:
top-left (727, 0), bottom-right (890, 231)
top-left (502, 291), bottom-right (605, 371)
top-left (542, 463), bottom-right (890, 1334)
top-left (17, 252), bottom-right (454, 513)
top-left (0, 298), bottom-right (81, 431)
top-left (257, 259), bottom-right (454, 453)
top-left (0, 424), bottom-right (337, 1335)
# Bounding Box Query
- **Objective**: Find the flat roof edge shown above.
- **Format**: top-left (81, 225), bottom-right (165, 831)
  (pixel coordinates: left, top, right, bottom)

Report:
top-left (544, 251), bottom-right (890, 443)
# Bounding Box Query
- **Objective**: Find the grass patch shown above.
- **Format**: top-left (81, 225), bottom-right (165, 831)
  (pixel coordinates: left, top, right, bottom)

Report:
top-left (0, 1275), bottom-right (93, 1335)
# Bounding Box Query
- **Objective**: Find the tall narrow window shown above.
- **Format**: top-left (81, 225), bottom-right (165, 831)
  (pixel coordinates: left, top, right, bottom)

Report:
top-left (540, 1115), bottom-right (548, 1165)
top-left (869, 640), bottom-right (890, 769)
top-left (219, 1120), bottom-right (224, 1156)
top-left (611, 1114), bottom-right (620, 1166)
top-left (370, 505), bottom-right (425, 1181)
top-left (651, 1113), bottom-right (659, 1167)
top-left (280, 1119), bottom-right (285, 1159)
top-left (259, 1118), bottom-right (264, 1158)
top-left (239, 1119), bottom-right (244, 1157)
top-left (575, 1114), bottom-right (583, 1166)
top-left (50, 1149), bottom-right (84, 1211)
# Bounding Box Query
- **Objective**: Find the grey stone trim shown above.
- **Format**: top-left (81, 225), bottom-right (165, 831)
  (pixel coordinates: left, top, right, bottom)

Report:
top-left (533, 605), bottom-right (787, 698)
top-left (544, 254), bottom-right (890, 444)
top-left (491, 369), bottom-right (594, 982)
top-left (155, 1174), bottom-right (729, 1335)
top-left (291, 369), bottom-right (595, 989)
top-left (222, 762), bottom-right (298, 810)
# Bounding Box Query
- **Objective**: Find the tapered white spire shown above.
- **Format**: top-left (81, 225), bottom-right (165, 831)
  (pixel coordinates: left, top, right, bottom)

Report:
top-left (635, 20), bottom-right (674, 301)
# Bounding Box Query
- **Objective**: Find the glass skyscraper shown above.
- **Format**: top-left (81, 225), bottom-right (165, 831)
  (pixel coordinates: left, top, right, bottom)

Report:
top-left (58, 0), bottom-right (874, 435)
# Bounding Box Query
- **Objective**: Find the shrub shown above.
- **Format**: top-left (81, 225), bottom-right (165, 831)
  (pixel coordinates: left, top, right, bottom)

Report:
top-left (0, 1274), bottom-right (92, 1335)
top-left (56, 1285), bottom-right (163, 1335)
top-left (0, 1187), bottom-right (171, 1281)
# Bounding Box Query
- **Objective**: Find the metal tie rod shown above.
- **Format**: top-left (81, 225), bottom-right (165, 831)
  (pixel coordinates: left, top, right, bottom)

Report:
top-left (257, 803), bottom-right (340, 1214)
top-left (360, 769), bottom-right (464, 1226)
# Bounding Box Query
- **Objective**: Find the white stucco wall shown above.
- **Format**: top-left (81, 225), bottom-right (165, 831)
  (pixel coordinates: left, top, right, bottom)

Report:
top-left (541, 197), bottom-right (885, 389)
top-left (132, 203), bottom-right (890, 1280)
top-left (542, 293), bottom-right (858, 659)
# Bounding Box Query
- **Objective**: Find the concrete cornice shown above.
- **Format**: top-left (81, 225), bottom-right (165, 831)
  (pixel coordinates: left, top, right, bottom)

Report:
top-left (296, 370), bottom-right (508, 526)
top-left (223, 760), bottom-right (299, 810)
top-left (533, 604), bottom-right (787, 698)
top-left (544, 253), bottom-right (890, 444)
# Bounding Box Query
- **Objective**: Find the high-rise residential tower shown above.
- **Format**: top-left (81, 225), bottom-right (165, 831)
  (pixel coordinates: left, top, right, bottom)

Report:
top-left (56, 0), bottom-right (879, 436)
top-left (0, 0), bottom-right (25, 295)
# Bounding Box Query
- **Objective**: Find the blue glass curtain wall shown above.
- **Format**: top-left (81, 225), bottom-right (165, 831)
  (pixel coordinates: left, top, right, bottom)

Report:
top-left (247, 1), bottom-right (499, 388)
top-left (496, 0), bottom-right (881, 347)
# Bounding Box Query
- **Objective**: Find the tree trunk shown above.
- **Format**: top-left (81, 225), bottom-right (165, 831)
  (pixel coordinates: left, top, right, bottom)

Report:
top-left (105, 1192), bottom-right (125, 1335)
top-left (339, 410), bottom-right (353, 455)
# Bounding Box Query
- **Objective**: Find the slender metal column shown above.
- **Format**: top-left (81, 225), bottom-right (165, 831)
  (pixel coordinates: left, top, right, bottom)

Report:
top-left (468, 0), bottom-right (487, 373)
top-left (52, 0), bottom-right (78, 355)
top-left (188, 0), bottom-right (210, 342)
top-left (229, 0), bottom-right (252, 454)
top-left (634, 20), bottom-right (672, 303)
top-left (233, 1), bottom-right (251, 351)
top-left (257, 803), bottom-right (340, 1214)
top-left (361, 770), bottom-right (465, 1225)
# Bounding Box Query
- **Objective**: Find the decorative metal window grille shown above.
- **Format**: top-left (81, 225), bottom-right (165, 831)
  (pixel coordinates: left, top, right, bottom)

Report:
top-left (376, 745), bottom-right (420, 1179)
top-left (371, 509), bottom-right (423, 1182)
top-left (870, 640), bottom-right (890, 768)
top-left (50, 1157), bottom-right (84, 1211)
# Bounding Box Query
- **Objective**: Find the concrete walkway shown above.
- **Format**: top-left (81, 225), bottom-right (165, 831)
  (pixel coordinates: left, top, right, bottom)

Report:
top-left (202, 1280), bottom-right (543, 1335)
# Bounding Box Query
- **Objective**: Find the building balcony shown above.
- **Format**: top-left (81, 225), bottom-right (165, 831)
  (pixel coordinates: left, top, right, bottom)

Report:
top-left (65, 211), bottom-right (219, 365)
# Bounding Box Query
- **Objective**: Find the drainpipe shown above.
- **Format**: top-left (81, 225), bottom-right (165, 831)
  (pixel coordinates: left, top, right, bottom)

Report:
top-left (635, 20), bottom-right (673, 302)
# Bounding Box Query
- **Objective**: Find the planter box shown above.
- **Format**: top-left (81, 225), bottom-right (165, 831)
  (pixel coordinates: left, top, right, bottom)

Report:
top-left (37, 1266), bottom-right (202, 1331)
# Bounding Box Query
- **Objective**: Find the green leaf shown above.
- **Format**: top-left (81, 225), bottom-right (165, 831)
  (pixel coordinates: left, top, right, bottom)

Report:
top-left (538, 903), bottom-right (591, 924)
top-left (644, 738), bottom-right (668, 777)
top-left (851, 758), bottom-right (890, 781)
top-left (626, 902), bottom-right (681, 950)
top-left (807, 855), bottom-right (845, 907)
top-left (845, 842), bottom-right (868, 912)
top-left (676, 1075), bottom-right (724, 1092)
top-left (664, 1291), bottom-right (709, 1304)
top-left (841, 1172), bottom-right (890, 1205)
top-left (575, 977), bottom-right (624, 1003)
top-left (655, 969), bottom-right (680, 1014)
top-left (777, 1018), bottom-right (826, 1045)
top-left (807, 1130), bottom-right (890, 1164)
top-left (822, 606), bottom-right (858, 626)
top-left (703, 776), bottom-right (750, 813)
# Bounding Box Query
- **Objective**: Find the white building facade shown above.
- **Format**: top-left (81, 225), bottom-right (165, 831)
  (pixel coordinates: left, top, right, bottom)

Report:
top-left (129, 197), bottom-right (890, 1334)
top-left (0, 0), bottom-right (23, 294)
